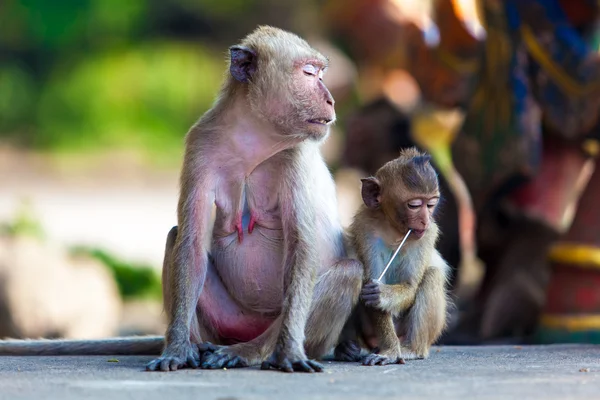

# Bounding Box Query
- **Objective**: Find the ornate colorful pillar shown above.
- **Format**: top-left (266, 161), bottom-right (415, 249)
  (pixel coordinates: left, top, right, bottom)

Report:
top-left (538, 141), bottom-right (600, 343)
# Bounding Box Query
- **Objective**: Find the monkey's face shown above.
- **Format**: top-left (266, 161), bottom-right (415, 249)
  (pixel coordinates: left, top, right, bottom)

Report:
top-left (361, 149), bottom-right (440, 240)
top-left (376, 187), bottom-right (439, 240)
top-left (256, 60), bottom-right (336, 141)
top-left (230, 28), bottom-right (336, 141)
top-left (290, 62), bottom-right (336, 140)
top-left (398, 195), bottom-right (439, 239)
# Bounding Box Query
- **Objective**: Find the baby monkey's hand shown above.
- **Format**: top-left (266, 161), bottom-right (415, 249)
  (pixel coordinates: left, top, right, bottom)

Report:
top-left (361, 280), bottom-right (393, 310)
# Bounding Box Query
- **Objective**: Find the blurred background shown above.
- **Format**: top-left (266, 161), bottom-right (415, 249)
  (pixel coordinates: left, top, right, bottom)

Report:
top-left (1, 0), bottom-right (600, 346)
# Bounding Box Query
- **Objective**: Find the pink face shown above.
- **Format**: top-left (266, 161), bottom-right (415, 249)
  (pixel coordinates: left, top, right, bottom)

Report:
top-left (286, 60), bottom-right (336, 140)
top-left (404, 196), bottom-right (440, 238)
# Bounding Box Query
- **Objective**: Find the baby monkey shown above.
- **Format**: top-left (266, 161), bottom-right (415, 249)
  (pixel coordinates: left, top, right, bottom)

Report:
top-left (339, 147), bottom-right (450, 365)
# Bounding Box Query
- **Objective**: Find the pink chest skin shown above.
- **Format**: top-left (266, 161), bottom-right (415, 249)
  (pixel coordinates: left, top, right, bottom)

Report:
top-left (207, 156), bottom-right (287, 334)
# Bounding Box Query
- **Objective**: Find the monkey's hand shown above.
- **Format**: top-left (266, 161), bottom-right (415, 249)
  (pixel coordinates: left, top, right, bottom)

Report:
top-left (361, 280), bottom-right (383, 309)
top-left (146, 340), bottom-right (199, 372)
top-left (362, 347), bottom-right (406, 366)
top-left (361, 280), bottom-right (413, 314)
top-left (261, 342), bottom-right (324, 373)
top-left (361, 280), bottom-right (395, 311)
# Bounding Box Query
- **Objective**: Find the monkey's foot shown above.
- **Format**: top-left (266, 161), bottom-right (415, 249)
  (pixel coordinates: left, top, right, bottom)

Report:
top-left (333, 340), bottom-right (362, 362)
top-left (400, 346), bottom-right (425, 361)
top-left (261, 345), bottom-right (324, 373)
top-left (197, 341), bottom-right (221, 354)
top-left (261, 357), bottom-right (324, 373)
top-left (146, 342), bottom-right (200, 372)
top-left (362, 352), bottom-right (405, 366)
top-left (199, 343), bottom-right (251, 369)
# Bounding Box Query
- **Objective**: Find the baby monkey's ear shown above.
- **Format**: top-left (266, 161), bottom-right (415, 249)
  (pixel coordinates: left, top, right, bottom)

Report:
top-left (361, 177), bottom-right (381, 209)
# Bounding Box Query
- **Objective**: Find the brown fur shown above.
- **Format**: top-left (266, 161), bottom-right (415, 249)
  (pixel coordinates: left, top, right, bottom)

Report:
top-left (0, 26), bottom-right (362, 373)
top-left (336, 148), bottom-right (450, 365)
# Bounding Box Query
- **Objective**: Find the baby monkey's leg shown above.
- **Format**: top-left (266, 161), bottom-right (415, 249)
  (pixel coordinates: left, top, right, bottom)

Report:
top-left (399, 265), bottom-right (448, 359)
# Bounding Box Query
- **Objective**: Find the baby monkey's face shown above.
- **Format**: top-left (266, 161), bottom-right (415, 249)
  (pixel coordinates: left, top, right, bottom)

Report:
top-left (360, 148), bottom-right (441, 240)
top-left (377, 182), bottom-right (440, 240)
top-left (400, 194), bottom-right (440, 239)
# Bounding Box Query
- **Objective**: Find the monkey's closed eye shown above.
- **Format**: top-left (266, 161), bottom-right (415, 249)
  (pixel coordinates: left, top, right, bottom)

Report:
top-left (303, 64), bottom-right (318, 76)
top-left (427, 199), bottom-right (439, 209)
top-left (407, 200), bottom-right (423, 210)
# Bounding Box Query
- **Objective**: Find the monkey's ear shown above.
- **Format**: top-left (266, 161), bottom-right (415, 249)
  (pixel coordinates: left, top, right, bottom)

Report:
top-left (361, 177), bottom-right (381, 209)
top-left (229, 45), bottom-right (257, 83)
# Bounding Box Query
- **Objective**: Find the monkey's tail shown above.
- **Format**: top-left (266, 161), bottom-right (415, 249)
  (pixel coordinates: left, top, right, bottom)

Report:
top-left (0, 336), bottom-right (164, 356)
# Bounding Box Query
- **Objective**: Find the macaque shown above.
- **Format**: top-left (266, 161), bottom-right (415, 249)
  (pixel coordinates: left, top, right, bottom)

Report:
top-left (0, 26), bottom-right (363, 373)
top-left (336, 148), bottom-right (450, 365)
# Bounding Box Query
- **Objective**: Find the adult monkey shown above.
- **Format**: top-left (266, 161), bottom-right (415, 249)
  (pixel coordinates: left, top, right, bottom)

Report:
top-left (0, 26), bottom-right (363, 373)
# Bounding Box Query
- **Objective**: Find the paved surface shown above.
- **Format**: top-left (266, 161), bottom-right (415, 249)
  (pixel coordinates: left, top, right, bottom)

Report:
top-left (1, 345), bottom-right (599, 400)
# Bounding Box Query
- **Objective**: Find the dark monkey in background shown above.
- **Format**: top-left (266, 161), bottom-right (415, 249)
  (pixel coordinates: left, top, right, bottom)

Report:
top-left (335, 148), bottom-right (450, 365)
top-left (0, 26), bottom-right (363, 373)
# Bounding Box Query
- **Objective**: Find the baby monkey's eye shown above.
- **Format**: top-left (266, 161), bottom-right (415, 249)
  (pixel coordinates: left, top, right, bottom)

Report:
top-left (303, 64), bottom-right (318, 76)
top-left (427, 198), bottom-right (440, 209)
top-left (407, 200), bottom-right (423, 210)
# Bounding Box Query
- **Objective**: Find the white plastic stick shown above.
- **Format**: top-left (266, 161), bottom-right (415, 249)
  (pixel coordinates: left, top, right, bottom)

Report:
top-left (377, 230), bottom-right (412, 282)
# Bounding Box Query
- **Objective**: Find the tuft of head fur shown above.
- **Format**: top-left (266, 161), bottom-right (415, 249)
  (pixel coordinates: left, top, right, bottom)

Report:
top-left (376, 147), bottom-right (439, 195)
top-left (239, 26), bottom-right (327, 67)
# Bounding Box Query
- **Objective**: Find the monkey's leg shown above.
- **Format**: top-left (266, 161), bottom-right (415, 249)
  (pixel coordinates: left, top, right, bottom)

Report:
top-left (361, 310), bottom-right (404, 366)
top-left (335, 303), bottom-right (388, 362)
top-left (333, 310), bottom-right (363, 362)
top-left (146, 246), bottom-right (278, 372)
top-left (333, 337), bottom-right (363, 363)
top-left (148, 226), bottom-right (239, 371)
top-left (201, 259), bottom-right (363, 369)
top-left (399, 266), bottom-right (448, 360)
top-left (304, 259), bottom-right (363, 360)
top-left (146, 227), bottom-right (202, 371)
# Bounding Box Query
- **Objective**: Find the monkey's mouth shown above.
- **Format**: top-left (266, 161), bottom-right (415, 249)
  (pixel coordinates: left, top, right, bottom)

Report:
top-left (411, 229), bottom-right (425, 239)
top-left (308, 118), bottom-right (333, 126)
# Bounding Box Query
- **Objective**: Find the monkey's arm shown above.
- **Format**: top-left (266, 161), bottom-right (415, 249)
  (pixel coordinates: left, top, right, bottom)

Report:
top-left (357, 232), bottom-right (422, 315)
top-left (353, 230), bottom-right (415, 314)
top-left (261, 148), bottom-right (323, 373)
top-left (354, 230), bottom-right (404, 365)
top-left (147, 142), bottom-right (215, 372)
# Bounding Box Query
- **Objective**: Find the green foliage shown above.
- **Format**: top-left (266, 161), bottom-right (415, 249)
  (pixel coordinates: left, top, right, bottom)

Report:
top-left (0, 64), bottom-right (36, 137)
top-left (72, 246), bottom-right (162, 301)
top-left (33, 42), bottom-right (222, 163)
top-left (0, 0), bottom-right (310, 163)
top-left (0, 0), bottom-right (145, 51)
top-left (174, 0), bottom-right (256, 18)
top-left (0, 201), bottom-right (45, 239)
top-left (0, 0), bottom-right (226, 164)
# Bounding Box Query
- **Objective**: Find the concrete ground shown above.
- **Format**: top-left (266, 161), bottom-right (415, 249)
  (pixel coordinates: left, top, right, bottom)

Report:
top-left (1, 345), bottom-right (599, 400)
